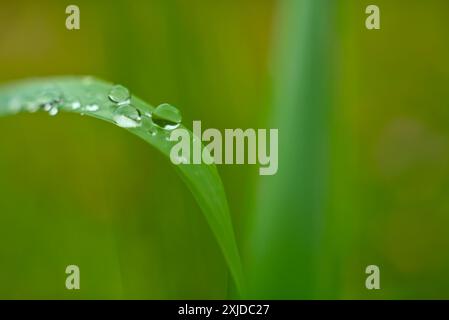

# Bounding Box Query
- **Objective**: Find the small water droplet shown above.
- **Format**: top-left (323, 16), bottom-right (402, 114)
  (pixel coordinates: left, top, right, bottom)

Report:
top-left (108, 85), bottom-right (130, 104)
top-left (36, 89), bottom-right (63, 113)
top-left (71, 101), bottom-right (81, 110)
top-left (48, 107), bottom-right (59, 116)
top-left (149, 129), bottom-right (157, 136)
top-left (113, 105), bottom-right (142, 128)
top-left (84, 104), bottom-right (99, 112)
top-left (151, 103), bottom-right (182, 130)
top-left (26, 101), bottom-right (39, 113)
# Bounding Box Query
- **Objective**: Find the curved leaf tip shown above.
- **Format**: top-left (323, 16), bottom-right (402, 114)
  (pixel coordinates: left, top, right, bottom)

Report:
top-left (0, 76), bottom-right (244, 295)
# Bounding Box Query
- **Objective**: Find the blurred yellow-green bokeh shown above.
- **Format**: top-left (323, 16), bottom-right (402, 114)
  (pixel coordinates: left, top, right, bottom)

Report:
top-left (0, 0), bottom-right (448, 299)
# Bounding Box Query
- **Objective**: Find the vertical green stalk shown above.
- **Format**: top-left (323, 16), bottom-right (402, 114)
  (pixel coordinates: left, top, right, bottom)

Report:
top-left (246, 0), bottom-right (335, 298)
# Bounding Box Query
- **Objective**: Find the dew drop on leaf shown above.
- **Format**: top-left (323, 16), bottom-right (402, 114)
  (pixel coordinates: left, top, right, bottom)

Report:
top-left (84, 104), bottom-right (99, 112)
top-left (36, 89), bottom-right (63, 116)
top-left (71, 101), bottom-right (81, 110)
top-left (108, 85), bottom-right (130, 104)
top-left (48, 106), bottom-right (59, 116)
top-left (113, 104), bottom-right (141, 128)
top-left (148, 125), bottom-right (158, 136)
top-left (151, 103), bottom-right (182, 130)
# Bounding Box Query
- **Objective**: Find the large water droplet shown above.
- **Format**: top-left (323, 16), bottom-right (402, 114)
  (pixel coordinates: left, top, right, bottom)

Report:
top-left (113, 105), bottom-right (141, 128)
top-left (151, 103), bottom-right (182, 130)
top-left (108, 85), bottom-right (130, 104)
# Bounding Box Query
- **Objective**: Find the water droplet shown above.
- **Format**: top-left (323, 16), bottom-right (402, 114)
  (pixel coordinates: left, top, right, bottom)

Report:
top-left (84, 104), bottom-right (99, 112)
top-left (149, 128), bottom-right (157, 136)
top-left (36, 89), bottom-right (63, 113)
top-left (108, 85), bottom-right (130, 104)
top-left (26, 101), bottom-right (39, 113)
top-left (71, 101), bottom-right (81, 110)
top-left (48, 107), bottom-right (59, 116)
top-left (8, 98), bottom-right (22, 113)
top-left (151, 103), bottom-right (182, 130)
top-left (113, 105), bottom-right (141, 128)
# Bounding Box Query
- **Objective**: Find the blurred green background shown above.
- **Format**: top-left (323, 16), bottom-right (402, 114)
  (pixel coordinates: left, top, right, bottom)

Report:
top-left (0, 0), bottom-right (448, 299)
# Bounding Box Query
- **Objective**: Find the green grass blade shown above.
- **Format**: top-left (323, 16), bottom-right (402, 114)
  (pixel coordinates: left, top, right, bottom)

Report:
top-left (0, 76), bottom-right (244, 295)
top-left (246, 0), bottom-right (335, 298)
